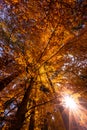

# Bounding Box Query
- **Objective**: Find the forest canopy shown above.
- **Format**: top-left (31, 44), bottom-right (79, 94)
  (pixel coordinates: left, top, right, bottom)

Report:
top-left (0, 0), bottom-right (87, 130)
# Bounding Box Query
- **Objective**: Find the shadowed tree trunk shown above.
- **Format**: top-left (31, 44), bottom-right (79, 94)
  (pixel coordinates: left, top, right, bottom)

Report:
top-left (41, 119), bottom-right (48, 130)
top-left (28, 100), bottom-right (36, 130)
top-left (9, 77), bottom-right (34, 130)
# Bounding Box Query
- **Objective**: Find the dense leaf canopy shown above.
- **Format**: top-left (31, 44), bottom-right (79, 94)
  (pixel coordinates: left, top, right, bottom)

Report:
top-left (0, 0), bottom-right (87, 130)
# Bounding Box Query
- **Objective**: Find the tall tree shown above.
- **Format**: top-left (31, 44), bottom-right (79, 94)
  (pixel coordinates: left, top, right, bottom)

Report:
top-left (0, 0), bottom-right (87, 130)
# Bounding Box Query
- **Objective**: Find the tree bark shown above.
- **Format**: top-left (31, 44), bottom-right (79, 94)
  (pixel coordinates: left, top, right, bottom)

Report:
top-left (28, 100), bottom-right (36, 130)
top-left (9, 77), bottom-right (34, 130)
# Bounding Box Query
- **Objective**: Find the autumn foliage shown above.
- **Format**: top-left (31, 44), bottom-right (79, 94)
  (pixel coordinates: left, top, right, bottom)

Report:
top-left (0, 0), bottom-right (87, 130)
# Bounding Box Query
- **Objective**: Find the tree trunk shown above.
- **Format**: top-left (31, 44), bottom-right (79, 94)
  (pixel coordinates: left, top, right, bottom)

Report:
top-left (9, 77), bottom-right (34, 130)
top-left (28, 100), bottom-right (36, 130)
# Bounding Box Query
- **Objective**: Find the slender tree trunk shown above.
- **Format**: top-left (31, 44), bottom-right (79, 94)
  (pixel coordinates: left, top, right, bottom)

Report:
top-left (9, 77), bottom-right (34, 130)
top-left (28, 100), bottom-right (36, 130)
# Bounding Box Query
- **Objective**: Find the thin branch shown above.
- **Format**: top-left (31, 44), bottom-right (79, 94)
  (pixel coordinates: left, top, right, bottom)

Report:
top-left (28, 95), bottom-right (60, 112)
top-left (37, 43), bottom-right (66, 71)
top-left (36, 23), bottom-right (58, 63)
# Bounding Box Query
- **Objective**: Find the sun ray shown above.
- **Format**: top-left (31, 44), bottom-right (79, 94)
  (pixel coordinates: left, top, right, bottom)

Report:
top-left (60, 89), bottom-right (87, 130)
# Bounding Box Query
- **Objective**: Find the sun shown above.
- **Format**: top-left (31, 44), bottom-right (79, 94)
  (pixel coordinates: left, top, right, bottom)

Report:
top-left (60, 91), bottom-right (87, 129)
top-left (63, 95), bottom-right (78, 110)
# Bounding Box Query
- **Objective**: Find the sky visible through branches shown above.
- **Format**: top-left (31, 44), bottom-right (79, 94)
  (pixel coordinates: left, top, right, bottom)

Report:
top-left (0, 0), bottom-right (87, 130)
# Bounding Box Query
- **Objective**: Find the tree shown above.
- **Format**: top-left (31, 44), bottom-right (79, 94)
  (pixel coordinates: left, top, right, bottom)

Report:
top-left (0, 0), bottom-right (87, 130)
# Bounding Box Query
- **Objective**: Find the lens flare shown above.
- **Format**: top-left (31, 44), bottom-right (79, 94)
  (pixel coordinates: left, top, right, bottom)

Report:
top-left (63, 95), bottom-right (78, 110)
top-left (60, 90), bottom-right (87, 129)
